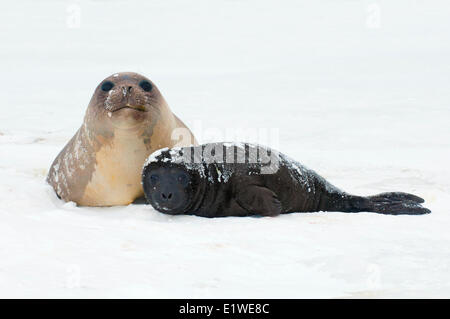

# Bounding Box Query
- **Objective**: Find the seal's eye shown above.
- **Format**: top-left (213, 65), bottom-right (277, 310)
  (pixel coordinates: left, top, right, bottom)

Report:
top-left (150, 174), bottom-right (159, 184)
top-left (101, 81), bottom-right (114, 92)
top-left (177, 172), bottom-right (189, 186)
top-left (139, 80), bottom-right (152, 92)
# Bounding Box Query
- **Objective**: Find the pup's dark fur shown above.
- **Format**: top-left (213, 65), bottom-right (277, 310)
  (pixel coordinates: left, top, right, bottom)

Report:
top-left (142, 143), bottom-right (430, 217)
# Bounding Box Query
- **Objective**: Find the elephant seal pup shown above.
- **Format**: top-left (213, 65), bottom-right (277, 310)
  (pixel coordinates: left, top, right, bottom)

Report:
top-left (142, 143), bottom-right (430, 217)
top-left (47, 72), bottom-right (197, 206)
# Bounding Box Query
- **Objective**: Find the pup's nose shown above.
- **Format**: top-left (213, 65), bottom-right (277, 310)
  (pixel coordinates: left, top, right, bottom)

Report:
top-left (161, 192), bottom-right (173, 201)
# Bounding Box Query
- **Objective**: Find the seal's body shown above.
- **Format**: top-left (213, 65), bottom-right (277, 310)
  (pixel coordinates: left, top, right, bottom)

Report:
top-left (142, 143), bottom-right (430, 217)
top-left (47, 72), bottom-right (197, 206)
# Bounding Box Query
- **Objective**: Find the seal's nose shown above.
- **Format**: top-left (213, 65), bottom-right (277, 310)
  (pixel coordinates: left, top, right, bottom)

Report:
top-left (121, 86), bottom-right (133, 97)
top-left (161, 191), bottom-right (173, 201)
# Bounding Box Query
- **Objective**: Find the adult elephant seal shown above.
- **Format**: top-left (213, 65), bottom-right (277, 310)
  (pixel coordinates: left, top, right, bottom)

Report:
top-left (142, 143), bottom-right (430, 217)
top-left (47, 72), bottom-right (197, 206)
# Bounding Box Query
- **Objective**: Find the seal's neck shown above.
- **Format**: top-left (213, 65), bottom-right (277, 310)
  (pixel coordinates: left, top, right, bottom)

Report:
top-left (186, 173), bottom-right (209, 214)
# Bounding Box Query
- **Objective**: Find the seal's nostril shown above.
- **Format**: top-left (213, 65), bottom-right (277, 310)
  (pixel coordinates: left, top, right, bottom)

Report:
top-left (128, 86), bottom-right (133, 93)
top-left (161, 192), bottom-right (172, 201)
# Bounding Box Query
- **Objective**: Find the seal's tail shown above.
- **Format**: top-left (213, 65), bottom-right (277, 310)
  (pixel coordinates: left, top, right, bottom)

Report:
top-left (339, 192), bottom-right (431, 215)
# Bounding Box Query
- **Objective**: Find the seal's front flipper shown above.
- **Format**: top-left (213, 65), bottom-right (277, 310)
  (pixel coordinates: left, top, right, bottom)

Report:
top-left (236, 185), bottom-right (282, 216)
top-left (132, 196), bottom-right (147, 205)
top-left (366, 192), bottom-right (431, 215)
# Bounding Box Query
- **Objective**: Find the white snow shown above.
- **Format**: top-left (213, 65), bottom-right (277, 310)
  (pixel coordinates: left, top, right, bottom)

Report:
top-left (144, 147), bottom-right (169, 167)
top-left (1, 0), bottom-right (450, 298)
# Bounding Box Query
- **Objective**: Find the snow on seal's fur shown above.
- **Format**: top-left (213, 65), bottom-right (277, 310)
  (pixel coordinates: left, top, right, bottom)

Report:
top-left (144, 142), bottom-right (333, 189)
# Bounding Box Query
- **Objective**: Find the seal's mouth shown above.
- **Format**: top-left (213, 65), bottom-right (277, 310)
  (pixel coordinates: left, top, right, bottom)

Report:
top-left (155, 202), bottom-right (185, 214)
top-left (113, 104), bottom-right (148, 112)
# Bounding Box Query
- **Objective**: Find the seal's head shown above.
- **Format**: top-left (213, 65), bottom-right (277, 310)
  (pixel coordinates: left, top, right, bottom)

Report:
top-left (142, 163), bottom-right (197, 214)
top-left (87, 72), bottom-right (163, 130)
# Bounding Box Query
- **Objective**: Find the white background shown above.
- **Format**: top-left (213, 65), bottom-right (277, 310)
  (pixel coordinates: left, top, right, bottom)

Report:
top-left (0, 0), bottom-right (449, 298)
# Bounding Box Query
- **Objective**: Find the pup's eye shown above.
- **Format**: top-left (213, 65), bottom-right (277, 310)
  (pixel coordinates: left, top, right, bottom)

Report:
top-left (139, 80), bottom-right (152, 92)
top-left (101, 81), bottom-right (114, 92)
top-left (177, 173), bottom-right (188, 184)
top-left (150, 174), bottom-right (159, 183)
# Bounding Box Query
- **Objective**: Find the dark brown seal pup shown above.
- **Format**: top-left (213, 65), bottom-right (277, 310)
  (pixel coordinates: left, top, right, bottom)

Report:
top-left (47, 72), bottom-right (197, 206)
top-left (142, 142), bottom-right (430, 217)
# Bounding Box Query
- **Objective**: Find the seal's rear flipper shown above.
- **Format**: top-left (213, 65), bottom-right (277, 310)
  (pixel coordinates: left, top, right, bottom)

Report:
top-left (366, 192), bottom-right (431, 215)
top-left (323, 191), bottom-right (430, 215)
top-left (368, 192), bottom-right (424, 204)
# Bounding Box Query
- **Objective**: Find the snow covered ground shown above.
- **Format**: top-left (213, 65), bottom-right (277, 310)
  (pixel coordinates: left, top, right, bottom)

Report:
top-left (1, 0), bottom-right (450, 298)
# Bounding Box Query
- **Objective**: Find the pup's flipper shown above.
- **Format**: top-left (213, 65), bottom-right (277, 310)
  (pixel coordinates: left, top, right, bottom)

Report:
top-left (236, 185), bottom-right (282, 216)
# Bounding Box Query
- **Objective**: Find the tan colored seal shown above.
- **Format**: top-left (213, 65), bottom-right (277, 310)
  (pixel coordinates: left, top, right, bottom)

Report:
top-left (47, 72), bottom-right (197, 206)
